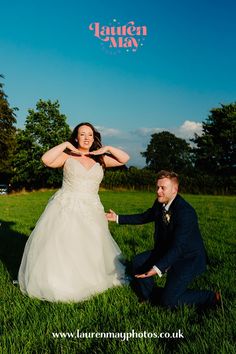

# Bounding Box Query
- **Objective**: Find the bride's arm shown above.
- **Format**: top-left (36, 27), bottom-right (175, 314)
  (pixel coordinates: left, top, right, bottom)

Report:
top-left (90, 146), bottom-right (130, 168)
top-left (41, 142), bottom-right (79, 168)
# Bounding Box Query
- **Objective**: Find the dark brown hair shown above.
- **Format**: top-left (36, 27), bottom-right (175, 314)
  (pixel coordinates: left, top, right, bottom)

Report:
top-left (156, 170), bottom-right (179, 185)
top-left (69, 122), bottom-right (105, 168)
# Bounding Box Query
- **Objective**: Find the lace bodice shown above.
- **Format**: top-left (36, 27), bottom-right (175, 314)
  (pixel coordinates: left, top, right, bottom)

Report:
top-left (61, 157), bottom-right (104, 195)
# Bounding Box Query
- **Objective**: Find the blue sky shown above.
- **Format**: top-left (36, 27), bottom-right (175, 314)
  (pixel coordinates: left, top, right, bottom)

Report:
top-left (1, 0), bottom-right (236, 166)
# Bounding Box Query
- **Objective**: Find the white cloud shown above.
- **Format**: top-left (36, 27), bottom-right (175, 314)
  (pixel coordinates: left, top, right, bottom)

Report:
top-left (134, 121), bottom-right (203, 141)
top-left (95, 120), bottom-right (203, 167)
top-left (135, 127), bottom-right (162, 137)
top-left (176, 120), bottom-right (202, 139)
top-left (95, 125), bottom-right (122, 137)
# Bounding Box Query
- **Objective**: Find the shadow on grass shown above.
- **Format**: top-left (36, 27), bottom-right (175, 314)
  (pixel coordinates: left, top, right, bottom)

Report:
top-left (0, 219), bottom-right (28, 280)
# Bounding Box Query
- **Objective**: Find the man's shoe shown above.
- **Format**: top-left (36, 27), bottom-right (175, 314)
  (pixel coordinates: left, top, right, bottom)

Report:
top-left (138, 298), bottom-right (149, 305)
top-left (196, 291), bottom-right (222, 314)
top-left (213, 291), bottom-right (222, 307)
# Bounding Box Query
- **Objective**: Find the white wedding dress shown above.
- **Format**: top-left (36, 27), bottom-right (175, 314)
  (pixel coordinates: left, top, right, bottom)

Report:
top-left (18, 157), bottom-right (127, 302)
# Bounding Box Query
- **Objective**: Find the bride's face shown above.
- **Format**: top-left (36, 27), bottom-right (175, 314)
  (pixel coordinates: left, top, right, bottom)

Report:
top-left (77, 125), bottom-right (94, 150)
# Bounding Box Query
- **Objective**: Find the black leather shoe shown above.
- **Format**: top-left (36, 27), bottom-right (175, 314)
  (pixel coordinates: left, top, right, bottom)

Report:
top-left (213, 291), bottom-right (222, 306)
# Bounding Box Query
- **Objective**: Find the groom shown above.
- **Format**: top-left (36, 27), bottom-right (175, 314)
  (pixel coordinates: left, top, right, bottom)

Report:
top-left (106, 170), bottom-right (220, 309)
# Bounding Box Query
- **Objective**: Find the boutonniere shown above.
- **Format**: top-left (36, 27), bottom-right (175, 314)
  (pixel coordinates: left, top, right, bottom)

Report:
top-left (162, 210), bottom-right (172, 225)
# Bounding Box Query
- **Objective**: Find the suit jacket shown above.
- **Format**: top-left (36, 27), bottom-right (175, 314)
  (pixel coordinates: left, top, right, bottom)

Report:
top-left (119, 194), bottom-right (207, 276)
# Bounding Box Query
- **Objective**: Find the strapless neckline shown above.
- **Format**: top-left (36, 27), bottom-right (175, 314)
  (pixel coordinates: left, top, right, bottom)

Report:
top-left (65, 157), bottom-right (99, 171)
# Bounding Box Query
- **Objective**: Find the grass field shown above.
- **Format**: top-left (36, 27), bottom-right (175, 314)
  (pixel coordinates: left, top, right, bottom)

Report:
top-left (0, 190), bottom-right (235, 354)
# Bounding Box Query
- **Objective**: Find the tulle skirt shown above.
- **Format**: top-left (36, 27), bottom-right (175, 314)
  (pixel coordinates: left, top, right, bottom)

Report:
top-left (18, 190), bottom-right (127, 302)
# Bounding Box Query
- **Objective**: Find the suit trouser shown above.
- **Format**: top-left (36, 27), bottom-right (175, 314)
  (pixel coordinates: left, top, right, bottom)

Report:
top-left (132, 251), bottom-right (215, 308)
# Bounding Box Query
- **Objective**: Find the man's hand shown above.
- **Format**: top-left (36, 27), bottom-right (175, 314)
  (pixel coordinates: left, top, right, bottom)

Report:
top-left (105, 209), bottom-right (117, 222)
top-left (135, 268), bottom-right (157, 278)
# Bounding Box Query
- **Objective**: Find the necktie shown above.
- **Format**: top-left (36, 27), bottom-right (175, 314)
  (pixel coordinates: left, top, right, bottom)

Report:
top-left (162, 205), bottom-right (171, 225)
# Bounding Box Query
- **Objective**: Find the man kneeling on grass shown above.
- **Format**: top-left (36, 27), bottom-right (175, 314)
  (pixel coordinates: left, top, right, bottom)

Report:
top-left (106, 170), bottom-right (221, 310)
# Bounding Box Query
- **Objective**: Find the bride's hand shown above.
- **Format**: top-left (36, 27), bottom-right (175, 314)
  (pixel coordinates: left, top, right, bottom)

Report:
top-left (89, 146), bottom-right (110, 156)
top-left (64, 142), bottom-right (83, 155)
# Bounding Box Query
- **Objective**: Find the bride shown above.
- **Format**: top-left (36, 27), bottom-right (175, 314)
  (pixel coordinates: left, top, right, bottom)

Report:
top-left (18, 122), bottom-right (130, 302)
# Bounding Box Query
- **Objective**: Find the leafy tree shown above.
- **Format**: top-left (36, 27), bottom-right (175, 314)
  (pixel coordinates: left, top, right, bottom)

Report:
top-left (12, 99), bottom-right (71, 189)
top-left (192, 103), bottom-right (236, 176)
top-left (141, 131), bottom-right (193, 173)
top-left (0, 74), bottom-right (17, 181)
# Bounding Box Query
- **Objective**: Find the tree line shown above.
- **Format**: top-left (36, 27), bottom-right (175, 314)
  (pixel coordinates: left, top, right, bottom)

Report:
top-left (0, 75), bottom-right (235, 194)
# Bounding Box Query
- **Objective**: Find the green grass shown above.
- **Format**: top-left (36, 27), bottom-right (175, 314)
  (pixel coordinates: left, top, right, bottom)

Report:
top-left (0, 190), bottom-right (235, 354)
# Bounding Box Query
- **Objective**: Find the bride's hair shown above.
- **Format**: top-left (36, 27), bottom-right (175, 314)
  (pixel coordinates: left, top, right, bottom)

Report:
top-left (69, 122), bottom-right (105, 168)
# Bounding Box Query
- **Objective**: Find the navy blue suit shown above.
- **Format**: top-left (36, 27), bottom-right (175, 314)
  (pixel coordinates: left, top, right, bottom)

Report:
top-left (119, 194), bottom-right (215, 308)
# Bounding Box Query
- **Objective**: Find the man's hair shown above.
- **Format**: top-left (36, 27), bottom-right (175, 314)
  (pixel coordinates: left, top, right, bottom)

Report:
top-left (156, 170), bottom-right (179, 185)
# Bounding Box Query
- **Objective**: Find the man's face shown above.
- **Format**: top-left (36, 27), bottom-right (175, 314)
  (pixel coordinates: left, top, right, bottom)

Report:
top-left (156, 177), bottom-right (178, 204)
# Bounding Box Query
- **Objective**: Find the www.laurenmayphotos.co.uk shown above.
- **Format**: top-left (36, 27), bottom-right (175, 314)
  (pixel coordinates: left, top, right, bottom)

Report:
top-left (52, 329), bottom-right (184, 341)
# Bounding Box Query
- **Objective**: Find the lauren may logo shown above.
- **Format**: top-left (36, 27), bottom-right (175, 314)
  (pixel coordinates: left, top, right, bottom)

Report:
top-left (89, 20), bottom-right (147, 52)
